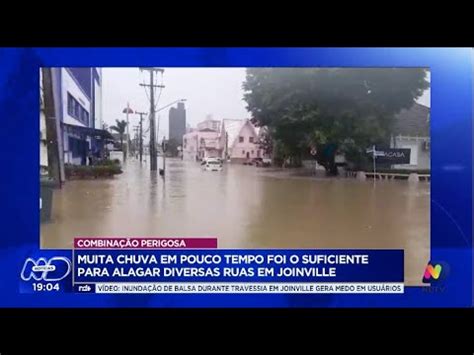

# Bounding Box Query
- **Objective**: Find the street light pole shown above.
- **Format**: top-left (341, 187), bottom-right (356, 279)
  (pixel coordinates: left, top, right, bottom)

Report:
top-left (122, 103), bottom-right (134, 162)
top-left (156, 99), bottom-right (187, 114)
top-left (126, 102), bottom-right (130, 158)
top-left (135, 111), bottom-right (147, 163)
top-left (373, 144), bottom-right (376, 187)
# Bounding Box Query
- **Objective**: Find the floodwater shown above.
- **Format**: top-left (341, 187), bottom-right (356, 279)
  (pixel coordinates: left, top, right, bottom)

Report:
top-left (41, 154), bottom-right (430, 285)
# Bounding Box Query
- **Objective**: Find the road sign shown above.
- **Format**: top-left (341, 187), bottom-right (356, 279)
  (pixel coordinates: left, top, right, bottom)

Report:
top-left (366, 148), bottom-right (411, 164)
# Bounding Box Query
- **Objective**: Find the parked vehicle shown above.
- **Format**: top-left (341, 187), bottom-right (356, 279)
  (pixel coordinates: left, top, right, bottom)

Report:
top-left (252, 157), bottom-right (272, 167)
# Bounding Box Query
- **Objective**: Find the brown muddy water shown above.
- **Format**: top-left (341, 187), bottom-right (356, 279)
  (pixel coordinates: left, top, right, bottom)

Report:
top-left (41, 155), bottom-right (430, 285)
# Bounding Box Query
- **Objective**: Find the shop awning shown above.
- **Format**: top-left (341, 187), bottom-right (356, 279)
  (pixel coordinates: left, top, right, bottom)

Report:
top-left (62, 123), bottom-right (115, 141)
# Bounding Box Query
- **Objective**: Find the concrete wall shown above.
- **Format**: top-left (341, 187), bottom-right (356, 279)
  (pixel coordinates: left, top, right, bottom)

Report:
top-left (39, 70), bottom-right (48, 169)
top-left (40, 110), bottom-right (48, 168)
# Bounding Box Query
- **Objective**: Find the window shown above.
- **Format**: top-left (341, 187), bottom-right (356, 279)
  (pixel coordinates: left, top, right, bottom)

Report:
top-left (249, 137), bottom-right (254, 143)
top-left (239, 136), bottom-right (244, 143)
top-left (251, 150), bottom-right (254, 155)
top-left (69, 137), bottom-right (84, 158)
top-left (67, 93), bottom-right (74, 116)
top-left (83, 110), bottom-right (89, 126)
top-left (74, 101), bottom-right (80, 119)
top-left (68, 92), bottom-right (90, 125)
top-left (242, 150), bottom-right (245, 154)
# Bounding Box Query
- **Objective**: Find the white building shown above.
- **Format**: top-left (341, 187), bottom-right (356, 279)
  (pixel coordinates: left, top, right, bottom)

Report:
top-left (390, 103), bottom-right (430, 170)
top-left (52, 68), bottom-right (107, 166)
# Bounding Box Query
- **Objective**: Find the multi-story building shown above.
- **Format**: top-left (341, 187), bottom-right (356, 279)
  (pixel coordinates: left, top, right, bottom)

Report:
top-left (168, 102), bottom-right (186, 144)
top-left (50, 68), bottom-right (106, 166)
top-left (197, 118), bottom-right (220, 132)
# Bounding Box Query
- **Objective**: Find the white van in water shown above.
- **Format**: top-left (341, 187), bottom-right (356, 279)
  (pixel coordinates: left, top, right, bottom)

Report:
top-left (203, 158), bottom-right (223, 171)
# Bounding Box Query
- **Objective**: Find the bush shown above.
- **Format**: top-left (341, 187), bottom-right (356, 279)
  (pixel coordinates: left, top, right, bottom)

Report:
top-left (65, 164), bottom-right (122, 179)
top-left (95, 159), bottom-right (121, 166)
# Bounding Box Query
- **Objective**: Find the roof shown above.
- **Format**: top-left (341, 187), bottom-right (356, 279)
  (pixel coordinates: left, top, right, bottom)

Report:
top-left (222, 119), bottom-right (245, 146)
top-left (391, 103), bottom-right (430, 137)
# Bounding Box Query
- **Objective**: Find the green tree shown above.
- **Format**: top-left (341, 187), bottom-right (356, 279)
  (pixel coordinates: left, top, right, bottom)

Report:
top-left (110, 119), bottom-right (128, 160)
top-left (243, 68), bottom-right (429, 174)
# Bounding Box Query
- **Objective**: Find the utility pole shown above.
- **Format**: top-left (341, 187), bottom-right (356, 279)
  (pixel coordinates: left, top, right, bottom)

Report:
top-left (162, 136), bottom-right (166, 176)
top-left (41, 68), bottom-right (62, 187)
top-left (135, 111), bottom-right (147, 163)
top-left (140, 68), bottom-right (164, 171)
top-left (126, 102), bottom-right (130, 158)
top-left (133, 126), bottom-right (139, 158)
top-left (123, 102), bottom-right (133, 161)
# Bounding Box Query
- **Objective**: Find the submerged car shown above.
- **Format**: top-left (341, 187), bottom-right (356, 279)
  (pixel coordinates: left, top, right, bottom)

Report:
top-left (203, 158), bottom-right (223, 171)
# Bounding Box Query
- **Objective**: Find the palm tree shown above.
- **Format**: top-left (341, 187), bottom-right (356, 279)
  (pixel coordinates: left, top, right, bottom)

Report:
top-left (110, 119), bottom-right (128, 160)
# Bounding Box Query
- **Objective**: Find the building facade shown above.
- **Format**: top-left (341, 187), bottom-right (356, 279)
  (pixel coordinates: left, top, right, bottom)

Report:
top-left (39, 69), bottom-right (48, 174)
top-left (182, 130), bottom-right (222, 161)
top-left (222, 119), bottom-right (262, 162)
top-left (51, 67), bottom-right (105, 166)
top-left (169, 102), bottom-right (186, 144)
top-left (197, 119), bottom-right (220, 132)
top-left (390, 102), bottom-right (430, 170)
top-left (182, 118), bottom-right (263, 162)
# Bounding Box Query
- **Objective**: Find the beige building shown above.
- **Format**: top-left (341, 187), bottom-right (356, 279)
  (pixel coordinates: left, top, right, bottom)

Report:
top-left (182, 118), bottom-right (263, 162)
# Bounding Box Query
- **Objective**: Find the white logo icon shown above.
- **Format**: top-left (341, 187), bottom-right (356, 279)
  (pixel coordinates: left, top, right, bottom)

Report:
top-left (20, 257), bottom-right (71, 281)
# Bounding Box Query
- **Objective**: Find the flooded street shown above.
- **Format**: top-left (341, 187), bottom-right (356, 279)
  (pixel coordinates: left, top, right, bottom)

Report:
top-left (41, 155), bottom-right (430, 285)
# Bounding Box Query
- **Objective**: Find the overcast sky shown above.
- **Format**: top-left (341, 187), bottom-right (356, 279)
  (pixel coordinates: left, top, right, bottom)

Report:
top-left (102, 68), bottom-right (430, 138)
top-left (102, 68), bottom-right (248, 138)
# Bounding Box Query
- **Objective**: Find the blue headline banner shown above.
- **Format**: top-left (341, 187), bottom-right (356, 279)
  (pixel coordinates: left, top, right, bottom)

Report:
top-left (73, 249), bottom-right (404, 283)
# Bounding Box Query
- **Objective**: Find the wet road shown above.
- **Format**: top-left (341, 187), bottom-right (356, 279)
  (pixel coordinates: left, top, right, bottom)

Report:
top-left (41, 155), bottom-right (430, 285)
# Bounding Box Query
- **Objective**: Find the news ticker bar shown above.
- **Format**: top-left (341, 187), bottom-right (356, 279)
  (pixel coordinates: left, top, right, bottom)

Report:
top-left (75, 283), bottom-right (404, 294)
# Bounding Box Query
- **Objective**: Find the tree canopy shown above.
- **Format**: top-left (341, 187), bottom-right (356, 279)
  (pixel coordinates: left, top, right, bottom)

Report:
top-left (110, 119), bottom-right (127, 136)
top-left (243, 68), bottom-right (429, 173)
top-left (110, 119), bottom-right (128, 150)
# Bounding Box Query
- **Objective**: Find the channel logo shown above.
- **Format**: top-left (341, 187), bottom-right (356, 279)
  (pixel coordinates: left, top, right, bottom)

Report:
top-left (20, 257), bottom-right (72, 281)
top-left (422, 261), bottom-right (448, 284)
